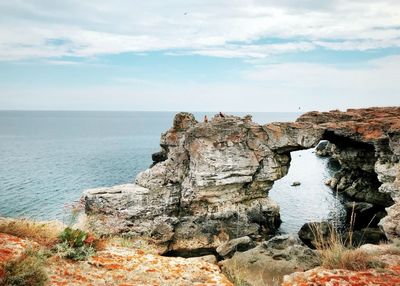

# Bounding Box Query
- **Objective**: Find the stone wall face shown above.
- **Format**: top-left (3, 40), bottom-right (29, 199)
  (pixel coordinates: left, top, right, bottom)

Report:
top-left (84, 107), bottom-right (400, 252)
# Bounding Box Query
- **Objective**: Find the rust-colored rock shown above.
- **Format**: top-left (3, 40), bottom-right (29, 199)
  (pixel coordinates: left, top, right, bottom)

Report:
top-left (0, 233), bottom-right (35, 280)
top-left (297, 106), bottom-right (400, 142)
top-left (282, 266), bottom-right (400, 286)
top-left (0, 232), bottom-right (233, 286)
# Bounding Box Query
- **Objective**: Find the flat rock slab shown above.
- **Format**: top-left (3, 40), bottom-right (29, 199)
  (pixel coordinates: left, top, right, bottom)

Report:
top-left (47, 246), bottom-right (233, 286)
top-left (282, 266), bottom-right (400, 286)
top-left (1, 232), bottom-right (233, 286)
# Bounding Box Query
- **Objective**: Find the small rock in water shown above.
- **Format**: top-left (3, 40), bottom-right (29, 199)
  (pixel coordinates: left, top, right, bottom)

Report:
top-left (291, 181), bottom-right (301, 187)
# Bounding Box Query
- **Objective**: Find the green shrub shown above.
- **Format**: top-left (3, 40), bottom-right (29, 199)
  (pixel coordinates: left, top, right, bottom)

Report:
top-left (53, 241), bottom-right (95, 261)
top-left (59, 227), bottom-right (88, 247)
top-left (53, 227), bottom-right (96, 261)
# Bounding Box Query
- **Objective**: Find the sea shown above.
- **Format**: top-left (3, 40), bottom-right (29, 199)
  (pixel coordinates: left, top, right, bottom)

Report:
top-left (0, 111), bottom-right (345, 233)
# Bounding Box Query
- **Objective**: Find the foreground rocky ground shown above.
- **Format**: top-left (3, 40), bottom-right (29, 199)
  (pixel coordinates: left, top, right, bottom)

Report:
top-left (0, 231), bottom-right (233, 286)
top-left (2, 226), bottom-right (400, 285)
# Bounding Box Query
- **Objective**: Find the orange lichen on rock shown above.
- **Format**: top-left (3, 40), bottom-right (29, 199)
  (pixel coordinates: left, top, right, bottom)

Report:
top-left (0, 232), bottom-right (36, 282)
top-left (1, 231), bottom-right (233, 285)
top-left (46, 245), bottom-right (233, 286)
top-left (298, 106), bottom-right (400, 142)
top-left (0, 233), bottom-right (31, 266)
top-left (282, 266), bottom-right (400, 286)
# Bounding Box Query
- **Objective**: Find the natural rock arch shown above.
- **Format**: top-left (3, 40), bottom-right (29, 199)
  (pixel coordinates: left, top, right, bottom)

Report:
top-left (83, 107), bottom-right (400, 253)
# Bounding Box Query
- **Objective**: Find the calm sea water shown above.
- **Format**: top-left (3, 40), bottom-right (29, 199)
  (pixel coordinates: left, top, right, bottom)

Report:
top-left (0, 111), bottom-right (344, 233)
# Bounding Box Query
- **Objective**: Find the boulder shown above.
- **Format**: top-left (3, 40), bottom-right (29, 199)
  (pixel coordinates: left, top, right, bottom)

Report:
top-left (347, 227), bottom-right (387, 246)
top-left (298, 221), bottom-right (332, 249)
top-left (315, 140), bottom-right (334, 157)
top-left (220, 235), bottom-right (320, 286)
top-left (216, 236), bottom-right (255, 258)
top-left (344, 202), bottom-right (384, 229)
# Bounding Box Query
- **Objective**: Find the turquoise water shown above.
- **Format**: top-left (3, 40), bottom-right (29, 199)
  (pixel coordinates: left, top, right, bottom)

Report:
top-left (0, 111), bottom-right (343, 233)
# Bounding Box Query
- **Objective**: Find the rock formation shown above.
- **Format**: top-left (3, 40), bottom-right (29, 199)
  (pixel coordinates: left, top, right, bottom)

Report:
top-left (84, 107), bottom-right (400, 254)
top-left (84, 113), bottom-right (322, 253)
top-left (298, 107), bottom-right (400, 239)
top-left (220, 235), bottom-right (320, 286)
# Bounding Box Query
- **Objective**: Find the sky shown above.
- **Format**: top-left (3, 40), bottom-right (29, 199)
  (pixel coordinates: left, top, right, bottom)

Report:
top-left (0, 0), bottom-right (399, 112)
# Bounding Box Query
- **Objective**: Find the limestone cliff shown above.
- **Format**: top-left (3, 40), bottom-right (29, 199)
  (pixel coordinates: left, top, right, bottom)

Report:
top-left (84, 113), bottom-right (322, 253)
top-left (297, 107), bottom-right (400, 239)
top-left (83, 107), bottom-right (400, 253)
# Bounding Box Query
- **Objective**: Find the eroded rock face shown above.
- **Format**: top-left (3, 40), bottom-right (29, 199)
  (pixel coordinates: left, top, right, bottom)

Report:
top-left (84, 113), bottom-right (322, 252)
top-left (220, 235), bottom-right (320, 286)
top-left (84, 107), bottom-right (400, 254)
top-left (298, 107), bottom-right (400, 239)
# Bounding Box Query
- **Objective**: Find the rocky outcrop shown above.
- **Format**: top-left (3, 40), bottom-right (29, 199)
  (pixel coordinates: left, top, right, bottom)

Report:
top-left (0, 231), bottom-right (233, 286)
top-left (298, 107), bottom-right (400, 239)
top-left (220, 235), bottom-right (320, 286)
top-left (283, 243), bottom-right (400, 286)
top-left (84, 107), bottom-right (400, 254)
top-left (84, 113), bottom-right (322, 253)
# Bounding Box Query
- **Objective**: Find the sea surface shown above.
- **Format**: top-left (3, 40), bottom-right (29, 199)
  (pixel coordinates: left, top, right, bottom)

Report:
top-left (0, 111), bottom-right (345, 233)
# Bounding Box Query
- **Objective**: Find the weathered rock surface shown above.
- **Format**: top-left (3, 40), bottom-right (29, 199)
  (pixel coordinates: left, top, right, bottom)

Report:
top-left (298, 107), bottom-right (400, 239)
top-left (84, 107), bottom-right (400, 254)
top-left (220, 235), bottom-right (320, 286)
top-left (283, 266), bottom-right (400, 286)
top-left (0, 233), bottom-right (35, 281)
top-left (84, 113), bottom-right (322, 253)
top-left (283, 242), bottom-right (400, 286)
top-left (315, 140), bottom-right (334, 157)
top-left (216, 236), bottom-right (255, 258)
top-left (298, 221), bottom-right (332, 248)
top-left (0, 232), bottom-right (233, 286)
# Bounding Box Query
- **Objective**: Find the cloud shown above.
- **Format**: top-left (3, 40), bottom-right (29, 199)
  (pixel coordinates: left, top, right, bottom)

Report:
top-left (168, 42), bottom-right (315, 58)
top-left (2, 55), bottom-right (399, 111)
top-left (0, 0), bottom-right (400, 60)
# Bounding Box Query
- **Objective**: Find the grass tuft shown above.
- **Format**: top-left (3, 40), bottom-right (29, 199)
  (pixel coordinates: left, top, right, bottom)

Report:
top-left (0, 218), bottom-right (62, 248)
top-left (309, 220), bottom-right (381, 271)
top-left (1, 248), bottom-right (49, 286)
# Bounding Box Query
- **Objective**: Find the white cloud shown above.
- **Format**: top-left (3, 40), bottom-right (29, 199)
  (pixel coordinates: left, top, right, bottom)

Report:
top-left (0, 0), bottom-right (399, 60)
top-left (2, 55), bottom-right (399, 111)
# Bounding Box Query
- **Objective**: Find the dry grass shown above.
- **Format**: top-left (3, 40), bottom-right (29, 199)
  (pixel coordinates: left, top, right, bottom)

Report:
top-left (0, 218), bottom-right (63, 248)
top-left (103, 236), bottom-right (160, 254)
top-left (310, 222), bottom-right (380, 271)
top-left (1, 248), bottom-right (49, 286)
top-left (223, 259), bottom-right (251, 286)
top-left (319, 243), bottom-right (374, 271)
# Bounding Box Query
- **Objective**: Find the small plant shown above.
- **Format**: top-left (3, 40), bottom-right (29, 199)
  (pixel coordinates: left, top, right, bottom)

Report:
top-left (1, 248), bottom-right (49, 286)
top-left (63, 199), bottom-right (85, 227)
top-left (53, 227), bottom-right (97, 261)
